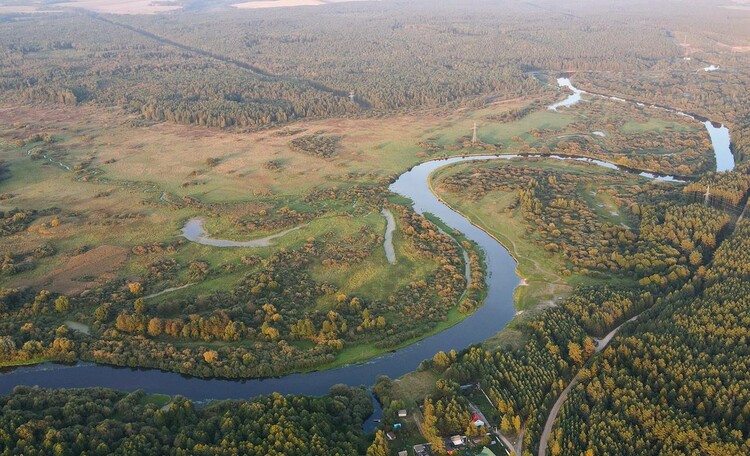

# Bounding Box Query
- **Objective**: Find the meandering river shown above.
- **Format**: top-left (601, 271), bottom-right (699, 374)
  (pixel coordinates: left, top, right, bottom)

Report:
top-left (1, 78), bottom-right (734, 413)
top-left (551, 78), bottom-right (735, 172)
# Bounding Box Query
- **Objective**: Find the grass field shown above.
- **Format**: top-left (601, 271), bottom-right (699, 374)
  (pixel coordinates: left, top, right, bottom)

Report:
top-left (138, 393), bottom-right (172, 408)
top-left (311, 211), bottom-right (438, 304)
top-left (0, 357), bottom-right (52, 368)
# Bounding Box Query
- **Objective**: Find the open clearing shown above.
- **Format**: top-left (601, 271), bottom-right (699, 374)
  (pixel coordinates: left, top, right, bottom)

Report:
top-left (14, 245), bottom-right (128, 295)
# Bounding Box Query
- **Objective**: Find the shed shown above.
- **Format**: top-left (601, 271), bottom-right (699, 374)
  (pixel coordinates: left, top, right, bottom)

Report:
top-left (413, 444), bottom-right (432, 456)
top-left (398, 409), bottom-right (407, 418)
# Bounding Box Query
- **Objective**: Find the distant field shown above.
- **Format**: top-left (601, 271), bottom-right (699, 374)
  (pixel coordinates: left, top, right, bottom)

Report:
top-left (232, 0), bottom-right (378, 9)
top-left (0, 0), bottom-right (182, 14)
top-left (58, 0), bottom-right (182, 14)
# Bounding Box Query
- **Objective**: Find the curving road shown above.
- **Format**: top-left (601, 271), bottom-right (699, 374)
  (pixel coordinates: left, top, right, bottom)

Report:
top-left (537, 314), bottom-right (642, 456)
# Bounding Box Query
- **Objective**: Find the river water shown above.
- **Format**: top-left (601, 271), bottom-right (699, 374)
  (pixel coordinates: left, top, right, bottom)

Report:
top-left (0, 157), bottom-right (521, 406)
top-left (181, 217), bottom-right (305, 247)
top-left (548, 78), bottom-right (583, 111)
top-left (0, 78), bottom-right (734, 406)
top-left (381, 208), bottom-right (397, 264)
top-left (549, 78), bottom-right (734, 173)
top-left (0, 153), bottom-right (679, 402)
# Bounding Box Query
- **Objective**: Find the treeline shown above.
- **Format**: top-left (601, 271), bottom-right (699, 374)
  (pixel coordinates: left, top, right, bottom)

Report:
top-left (683, 166), bottom-right (750, 210)
top-left (0, 15), bottom-right (357, 130)
top-left (131, 0), bottom-right (678, 109)
top-left (0, 385), bottom-right (373, 455)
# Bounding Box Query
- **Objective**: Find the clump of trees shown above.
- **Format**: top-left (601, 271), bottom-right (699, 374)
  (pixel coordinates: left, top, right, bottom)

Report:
top-left (0, 385), bottom-right (374, 455)
top-left (0, 209), bottom-right (35, 236)
top-left (0, 194), bottom-right (478, 378)
top-left (289, 134), bottom-right (341, 159)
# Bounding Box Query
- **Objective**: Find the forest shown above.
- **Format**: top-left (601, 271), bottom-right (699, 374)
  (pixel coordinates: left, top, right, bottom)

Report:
top-left (0, 0), bottom-right (688, 130)
top-left (549, 219), bottom-right (750, 455)
top-left (0, 385), bottom-right (374, 455)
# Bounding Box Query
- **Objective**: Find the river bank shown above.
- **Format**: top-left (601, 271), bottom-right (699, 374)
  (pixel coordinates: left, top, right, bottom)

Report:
top-left (1, 78), bottom-right (734, 407)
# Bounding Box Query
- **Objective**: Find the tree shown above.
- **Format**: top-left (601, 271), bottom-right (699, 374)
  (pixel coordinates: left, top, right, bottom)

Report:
top-left (134, 298), bottom-right (146, 314)
top-left (366, 430), bottom-right (389, 456)
top-left (94, 304), bottom-right (111, 322)
top-left (147, 318), bottom-right (162, 337)
top-left (583, 337), bottom-right (596, 358)
top-left (0, 336), bottom-right (15, 355)
top-left (54, 296), bottom-right (70, 313)
top-left (568, 342), bottom-right (584, 366)
top-left (501, 414), bottom-right (514, 434)
top-left (203, 350), bottom-right (219, 364)
top-left (128, 282), bottom-right (143, 296)
top-left (689, 250), bottom-right (703, 266)
top-left (433, 351), bottom-right (451, 370)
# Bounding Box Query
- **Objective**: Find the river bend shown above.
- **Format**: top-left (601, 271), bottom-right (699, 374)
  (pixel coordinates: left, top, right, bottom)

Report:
top-left (0, 78), bottom-right (733, 406)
